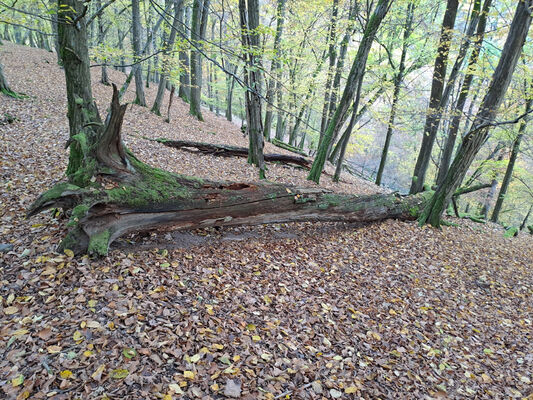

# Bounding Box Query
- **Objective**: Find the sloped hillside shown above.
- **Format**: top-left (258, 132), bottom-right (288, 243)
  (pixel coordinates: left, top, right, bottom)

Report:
top-left (1, 43), bottom-right (532, 400)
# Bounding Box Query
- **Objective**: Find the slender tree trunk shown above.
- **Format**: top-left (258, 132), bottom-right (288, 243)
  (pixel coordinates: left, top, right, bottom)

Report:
top-left (131, 0), bottom-right (146, 106)
top-left (409, 0), bottom-right (459, 194)
top-left (0, 61), bottom-right (15, 96)
top-left (263, 0), bottom-right (287, 141)
top-left (480, 151), bottom-right (503, 219)
top-left (326, 0), bottom-right (358, 133)
top-left (420, 0), bottom-right (532, 227)
top-left (375, 1), bottom-right (415, 186)
top-left (520, 204), bottom-right (532, 231)
top-left (329, 87), bottom-right (384, 163)
top-left (308, 0), bottom-right (392, 184)
top-left (178, 5), bottom-right (191, 103)
top-left (190, 0), bottom-right (210, 120)
top-left (152, 0), bottom-right (181, 115)
top-left (436, 0), bottom-right (493, 186)
top-left (225, 64), bottom-right (237, 121)
top-left (239, 0), bottom-right (266, 178)
top-left (319, 0), bottom-right (339, 140)
top-left (490, 85), bottom-right (531, 222)
top-left (94, 0), bottom-right (110, 86)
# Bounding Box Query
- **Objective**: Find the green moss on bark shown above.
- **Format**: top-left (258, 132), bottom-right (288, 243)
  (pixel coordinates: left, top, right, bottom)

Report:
top-left (88, 229), bottom-right (111, 256)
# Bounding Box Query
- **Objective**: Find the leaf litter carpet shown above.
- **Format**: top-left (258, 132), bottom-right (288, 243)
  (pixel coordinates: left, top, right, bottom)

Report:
top-left (0, 43), bottom-right (532, 399)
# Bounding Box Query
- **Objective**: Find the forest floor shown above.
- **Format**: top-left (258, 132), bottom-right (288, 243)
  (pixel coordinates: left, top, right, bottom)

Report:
top-left (1, 43), bottom-right (532, 400)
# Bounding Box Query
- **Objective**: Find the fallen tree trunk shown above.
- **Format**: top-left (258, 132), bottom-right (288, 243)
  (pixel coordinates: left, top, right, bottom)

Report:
top-left (27, 88), bottom-right (433, 256)
top-left (150, 137), bottom-right (312, 168)
top-left (27, 0), bottom-right (437, 257)
top-left (272, 138), bottom-right (309, 157)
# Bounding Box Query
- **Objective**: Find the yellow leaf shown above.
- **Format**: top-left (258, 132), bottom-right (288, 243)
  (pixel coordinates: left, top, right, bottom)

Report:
top-left (345, 386), bottom-right (357, 394)
top-left (246, 324), bottom-right (256, 331)
top-left (252, 335), bottom-right (261, 342)
top-left (183, 370), bottom-right (195, 379)
top-left (211, 383), bottom-right (219, 391)
top-left (91, 364), bottom-right (105, 381)
top-left (163, 395), bottom-right (172, 400)
top-left (4, 306), bottom-right (18, 315)
top-left (11, 375), bottom-right (24, 387)
top-left (47, 345), bottom-right (62, 354)
top-left (73, 330), bottom-right (84, 342)
top-left (64, 249), bottom-right (74, 258)
top-left (87, 300), bottom-right (97, 308)
top-left (60, 370), bottom-right (73, 379)
top-left (212, 344), bottom-right (224, 350)
top-left (110, 369), bottom-right (129, 379)
top-left (12, 329), bottom-right (29, 336)
top-left (83, 350), bottom-right (93, 357)
top-left (190, 353), bottom-right (201, 363)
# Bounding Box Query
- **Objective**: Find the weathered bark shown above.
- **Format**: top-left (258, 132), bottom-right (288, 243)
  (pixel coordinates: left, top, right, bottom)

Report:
top-left (409, 0), bottom-right (459, 194)
top-left (263, 0), bottom-right (287, 141)
top-left (131, 0), bottom-right (146, 106)
top-left (419, 0), bottom-right (532, 227)
top-left (308, 0), bottom-right (391, 184)
top-left (153, 138), bottom-right (311, 168)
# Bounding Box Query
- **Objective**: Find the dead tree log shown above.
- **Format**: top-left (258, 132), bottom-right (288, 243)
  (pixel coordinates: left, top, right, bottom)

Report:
top-left (26, 88), bottom-right (433, 256)
top-left (151, 138), bottom-right (312, 168)
top-left (25, 0), bottom-right (438, 257)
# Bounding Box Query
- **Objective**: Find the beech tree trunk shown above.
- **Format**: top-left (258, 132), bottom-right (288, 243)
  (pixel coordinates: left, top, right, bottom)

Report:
top-left (263, 0), bottom-right (287, 141)
top-left (178, 5), bottom-right (191, 103)
top-left (419, 0), bottom-right (532, 227)
top-left (239, 0), bottom-right (266, 178)
top-left (131, 0), bottom-right (146, 106)
top-left (308, 0), bottom-right (391, 184)
top-left (152, 0), bottom-right (181, 115)
top-left (0, 61), bottom-right (15, 96)
top-left (375, 1), bottom-right (415, 186)
top-left (409, 0), bottom-right (459, 194)
top-left (319, 0), bottom-right (339, 140)
top-left (190, 0), bottom-right (210, 120)
top-left (436, 0), bottom-right (493, 186)
top-left (490, 91), bottom-right (531, 223)
top-left (28, 0), bottom-right (451, 258)
top-left (326, 0), bottom-right (358, 136)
